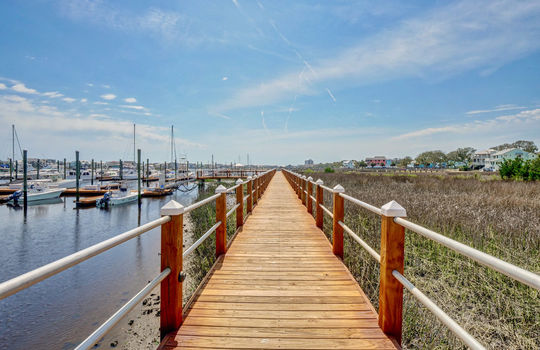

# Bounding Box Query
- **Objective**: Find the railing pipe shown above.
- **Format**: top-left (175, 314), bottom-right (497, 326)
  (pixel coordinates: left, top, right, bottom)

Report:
top-left (184, 193), bottom-right (220, 213)
top-left (394, 217), bottom-right (540, 291)
top-left (0, 216), bottom-right (171, 301)
top-left (392, 270), bottom-right (485, 350)
top-left (339, 221), bottom-right (381, 262)
top-left (340, 193), bottom-right (383, 216)
top-left (183, 221), bottom-right (221, 258)
top-left (76, 268), bottom-right (171, 350)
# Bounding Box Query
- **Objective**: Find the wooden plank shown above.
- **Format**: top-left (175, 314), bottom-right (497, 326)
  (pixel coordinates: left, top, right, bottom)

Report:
top-left (162, 171), bottom-right (397, 350)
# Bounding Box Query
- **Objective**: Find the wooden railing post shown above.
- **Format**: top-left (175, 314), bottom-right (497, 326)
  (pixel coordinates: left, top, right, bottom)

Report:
top-left (160, 200), bottom-right (185, 340)
top-left (379, 200), bottom-right (407, 345)
top-left (215, 185), bottom-right (227, 256)
top-left (315, 179), bottom-right (323, 229)
top-left (301, 176), bottom-right (307, 205)
top-left (256, 174), bottom-right (261, 201)
top-left (236, 178), bottom-right (244, 228)
top-left (296, 175), bottom-right (301, 199)
top-left (253, 175), bottom-right (258, 206)
top-left (332, 184), bottom-right (345, 259)
top-left (307, 176), bottom-right (313, 214)
top-left (246, 176), bottom-right (253, 213)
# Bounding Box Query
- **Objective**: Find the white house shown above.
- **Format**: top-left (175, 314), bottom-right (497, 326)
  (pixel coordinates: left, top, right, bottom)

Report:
top-left (472, 149), bottom-right (496, 169)
top-left (484, 148), bottom-right (537, 171)
top-left (342, 160), bottom-right (355, 169)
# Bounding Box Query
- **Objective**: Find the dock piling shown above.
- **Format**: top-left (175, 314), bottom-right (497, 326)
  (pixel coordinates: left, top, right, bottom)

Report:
top-left (137, 149), bottom-right (141, 206)
top-left (23, 150), bottom-right (28, 212)
top-left (76, 151), bottom-right (80, 204)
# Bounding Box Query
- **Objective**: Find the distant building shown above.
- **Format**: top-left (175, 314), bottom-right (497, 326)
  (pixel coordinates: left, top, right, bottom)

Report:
top-left (342, 160), bottom-right (355, 169)
top-left (304, 159), bottom-right (314, 166)
top-left (365, 156), bottom-right (386, 167)
top-left (472, 149), bottom-right (496, 169)
top-left (484, 148), bottom-right (537, 171)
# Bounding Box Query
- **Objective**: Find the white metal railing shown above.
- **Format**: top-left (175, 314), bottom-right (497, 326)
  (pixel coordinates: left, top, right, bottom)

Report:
top-left (282, 168), bottom-right (539, 349)
top-left (183, 222), bottom-right (222, 258)
top-left (227, 203), bottom-right (240, 218)
top-left (0, 216), bottom-right (170, 300)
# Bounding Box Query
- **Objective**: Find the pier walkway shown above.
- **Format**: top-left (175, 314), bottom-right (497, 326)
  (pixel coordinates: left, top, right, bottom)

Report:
top-left (159, 172), bottom-right (398, 349)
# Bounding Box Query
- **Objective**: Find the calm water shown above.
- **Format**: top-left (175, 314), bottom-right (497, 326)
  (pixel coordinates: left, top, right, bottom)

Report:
top-left (0, 182), bottom-right (201, 350)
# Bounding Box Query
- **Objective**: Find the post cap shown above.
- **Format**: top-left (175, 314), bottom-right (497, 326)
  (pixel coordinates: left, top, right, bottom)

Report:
top-left (161, 200), bottom-right (184, 216)
top-left (307, 176), bottom-right (313, 181)
top-left (247, 176), bottom-right (252, 180)
top-left (235, 178), bottom-right (243, 185)
top-left (215, 185), bottom-right (227, 193)
top-left (315, 179), bottom-right (324, 185)
top-left (381, 200), bottom-right (407, 217)
top-left (302, 175), bottom-right (307, 179)
top-left (333, 184), bottom-right (345, 193)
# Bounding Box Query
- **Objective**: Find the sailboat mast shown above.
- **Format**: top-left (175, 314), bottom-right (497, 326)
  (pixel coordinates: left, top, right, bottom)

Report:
top-left (12, 124), bottom-right (15, 162)
top-left (133, 124), bottom-right (136, 164)
top-left (170, 125), bottom-right (174, 164)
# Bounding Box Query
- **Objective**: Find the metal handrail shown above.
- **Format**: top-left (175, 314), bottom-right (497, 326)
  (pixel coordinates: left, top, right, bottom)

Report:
top-left (226, 183), bottom-right (241, 193)
top-left (320, 184), bottom-right (333, 192)
top-left (394, 217), bottom-right (540, 291)
top-left (183, 221), bottom-right (222, 258)
top-left (338, 221), bottom-right (380, 262)
top-left (0, 216), bottom-right (171, 300)
top-left (227, 203), bottom-right (240, 218)
top-left (184, 193), bottom-right (220, 213)
top-left (244, 194), bottom-right (250, 201)
top-left (75, 268), bottom-right (171, 350)
top-left (340, 193), bottom-right (382, 216)
top-left (310, 195), bottom-right (316, 202)
top-left (319, 203), bottom-right (333, 218)
top-left (392, 270), bottom-right (485, 350)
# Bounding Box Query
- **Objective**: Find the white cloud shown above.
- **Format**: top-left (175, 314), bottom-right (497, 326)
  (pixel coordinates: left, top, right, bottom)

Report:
top-left (86, 83), bottom-right (94, 87)
top-left (215, 0), bottom-right (540, 112)
top-left (222, 77), bottom-right (228, 81)
top-left (101, 94), bottom-right (116, 100)
top-left (94, 101), bottom-right (109, 105)
top-left (12, 83), bottom-right (38, 94)
top-left (0, 83), bottom-right (7, 90)
top-left (43, 91), bottom-right (64, 98)
top-left (120, 105), bottom-right (145, 110)
top-left (81, 98), bottom-right (87, 103)
top-left (124, 97), bottom-right (137, 103)
top-left (466, 104), bottom-right (526, 115)
top-left (394, 108), bottom-right (540, 140)
top-left (102, 84), bottom-right (111, 89)
top-left (63, 97), bottom-right (76, 103)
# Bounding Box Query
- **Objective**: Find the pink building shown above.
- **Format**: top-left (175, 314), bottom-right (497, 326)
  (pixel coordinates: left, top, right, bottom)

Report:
top-left (365, 156), bottom-right (387, 166)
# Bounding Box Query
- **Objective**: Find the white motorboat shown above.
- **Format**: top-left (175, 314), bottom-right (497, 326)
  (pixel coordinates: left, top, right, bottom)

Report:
top-left (8, 184), bottom-right (65, 203)
top-left (96, 190), bottom-right (138, 208)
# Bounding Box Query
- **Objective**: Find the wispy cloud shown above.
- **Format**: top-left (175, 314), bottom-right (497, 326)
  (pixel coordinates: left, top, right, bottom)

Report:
top-left (0, 83), bottom-right (7, 90)
top-left (62, 97), bottom-right (76, 103)
top-left (215, 0), bottom-right (540, 112)
top-left (81, 98), bottom-right (87, 103)
top-left (120, 105), bottom-right (145, 110)
top-left (124, 97), bottom-right (137, 103)
top-left (94, 101), bottom-right (108, 105)
top-left (43, 91), bottom-right (63, 98)
top-left (394, 108), bottom-right (540, 140)
top-left (101, 93), bottom-right (116, 100)
top-left (465, 104), bottom-right (526, 115)
top-left (12, 83), bottom-right (38, 94)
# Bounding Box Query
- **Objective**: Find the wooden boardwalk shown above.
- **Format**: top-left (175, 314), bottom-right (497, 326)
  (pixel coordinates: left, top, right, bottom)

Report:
top-left (160, 172), bottom-right (398, 349)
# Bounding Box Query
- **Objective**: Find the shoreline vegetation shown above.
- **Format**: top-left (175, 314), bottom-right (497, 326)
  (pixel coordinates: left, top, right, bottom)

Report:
top-left (307, 171), bottom-right (539, 349)
top-left (100, 173), bottom-right (538, 349)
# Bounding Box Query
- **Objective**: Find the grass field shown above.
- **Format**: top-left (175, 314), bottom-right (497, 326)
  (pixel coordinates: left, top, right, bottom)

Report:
top-left (308, 171), bottom-right (539, 349)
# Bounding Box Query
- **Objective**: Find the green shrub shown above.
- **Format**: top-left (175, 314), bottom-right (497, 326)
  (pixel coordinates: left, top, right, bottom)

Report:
top-left (324, 167), bottom-right (335, 173)
top-left (499, 157), bottom-right (540, 181)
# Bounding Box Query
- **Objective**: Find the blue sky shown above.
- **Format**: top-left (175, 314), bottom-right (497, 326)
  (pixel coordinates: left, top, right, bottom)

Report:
top-left (1, 0), bottom-right (539, 165)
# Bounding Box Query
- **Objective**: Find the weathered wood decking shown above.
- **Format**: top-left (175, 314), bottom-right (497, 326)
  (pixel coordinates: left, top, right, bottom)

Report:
top-left (160, 172), bottom-right (398, 349)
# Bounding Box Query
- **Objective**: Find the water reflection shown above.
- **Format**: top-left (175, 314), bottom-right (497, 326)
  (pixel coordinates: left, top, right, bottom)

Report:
top-left (0, 183), bottom-right (200, 350)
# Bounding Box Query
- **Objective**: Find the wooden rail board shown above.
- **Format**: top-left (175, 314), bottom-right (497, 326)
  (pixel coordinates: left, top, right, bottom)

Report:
top-left (160, 171), bottom-right (398, 349)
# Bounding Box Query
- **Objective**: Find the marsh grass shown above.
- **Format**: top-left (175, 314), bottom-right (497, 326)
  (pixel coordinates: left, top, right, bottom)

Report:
top-left (310, 172), bottom-right (539, 349)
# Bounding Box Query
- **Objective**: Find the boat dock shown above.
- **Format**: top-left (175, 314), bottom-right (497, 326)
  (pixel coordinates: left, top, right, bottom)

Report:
top-left (159, 171), bottom-right (398, 349)
top-left (1, 170), bottom-right (538, 349)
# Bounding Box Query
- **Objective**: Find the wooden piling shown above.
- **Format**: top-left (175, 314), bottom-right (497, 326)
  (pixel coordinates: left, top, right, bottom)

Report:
top-left (76, 151), bottom-right (80, 204)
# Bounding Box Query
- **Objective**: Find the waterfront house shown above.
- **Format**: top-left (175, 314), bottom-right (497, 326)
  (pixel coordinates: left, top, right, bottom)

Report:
top-left (342, 160), bottom-right (355, 169)
top-left (484, 148), bottom-right (537, 170)
top-left (365, 156), bottom-right (386, 167)
top-left (472, 149), bottom-right (496, 169)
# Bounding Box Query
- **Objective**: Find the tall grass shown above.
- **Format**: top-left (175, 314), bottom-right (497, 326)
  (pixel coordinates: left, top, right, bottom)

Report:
top-left (310, 172), bottom-right (539, 349)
